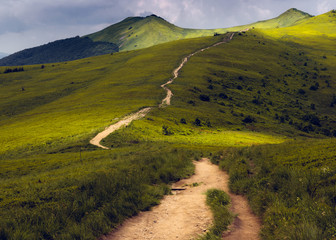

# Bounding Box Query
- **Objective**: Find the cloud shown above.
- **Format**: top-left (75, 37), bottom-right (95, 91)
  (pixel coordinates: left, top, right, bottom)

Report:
top-left (0, 0), bottom-right (335, 53)
top-left (317, 1), bottom-right (333, 14)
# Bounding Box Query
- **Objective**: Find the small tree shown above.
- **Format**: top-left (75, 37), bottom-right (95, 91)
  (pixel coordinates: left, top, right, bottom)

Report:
top-left (194, 118), bottom-right (201, 126)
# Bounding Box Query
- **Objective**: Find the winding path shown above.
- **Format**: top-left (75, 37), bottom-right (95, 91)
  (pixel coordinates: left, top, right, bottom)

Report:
top-left (90, 33), bottom-right (235, 149)
top-left (93, 32), bottom-right (261, 239)
top-left (100, 159), bottom-right (261, 240)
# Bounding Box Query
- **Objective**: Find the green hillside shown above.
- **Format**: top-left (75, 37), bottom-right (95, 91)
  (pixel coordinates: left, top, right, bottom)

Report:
top-left (87, 9), bottom-right (311, 51)
top-left (0, 9), bottom-right (335, 240)
top-left (0, 8), bottom-right (311, 66)
top-left (0, 37), bottom-right (119, 66)
top-left (247, 8), bottom-right (312, 28)
top-left (87, 14), bottom-right (225, 51)
top-left (263, 10), bottom-right (336, 42)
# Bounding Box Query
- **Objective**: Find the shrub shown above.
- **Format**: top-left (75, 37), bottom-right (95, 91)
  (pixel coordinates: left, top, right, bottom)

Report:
top-left (298, 89), bottom-right (305, 95)
top-left (219, 93), bottom-right (228, 99)
top-left (309, 82), bottom-right (319, 91)
top-left (199, 94), bottom-right (210, 102)
top-left (242, 116), bottom-right (256, 123)
top-left (162, 126), bottom-right (173, 135)
top-left (302, 114), bottom-right (321, 126)
top-left (188, 100), bottom-right (195, 106)
top-left (194, 118), bottom-right (201, 126)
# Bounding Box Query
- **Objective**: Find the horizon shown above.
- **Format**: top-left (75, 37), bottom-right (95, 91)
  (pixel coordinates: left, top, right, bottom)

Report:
top-left (0, 0), bottom-right (335, 54)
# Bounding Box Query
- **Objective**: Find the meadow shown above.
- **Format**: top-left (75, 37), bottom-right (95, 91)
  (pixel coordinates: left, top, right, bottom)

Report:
top-left (1, 10), bottom-right (336, 239)
top-left (213, 138), bottom-right (336, 239)
top-left (87, 8), bottom-right (311, 52)
top-left (0, 33), bottom-right (283, 239)
top-left (0, 35), bottom-right (226, 157)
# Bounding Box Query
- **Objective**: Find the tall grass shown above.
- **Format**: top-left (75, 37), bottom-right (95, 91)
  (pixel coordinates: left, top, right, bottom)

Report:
top-left (199, 189), bottom-right (233, 240)
top-left (0, 144), bottom-right (196, 239)
top-left (212, 138), bottom-right (336, 239)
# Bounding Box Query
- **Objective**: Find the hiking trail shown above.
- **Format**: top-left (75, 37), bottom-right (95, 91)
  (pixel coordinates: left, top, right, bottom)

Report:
top-left (101, 158), bottom-right (261, 240)
top-left (90, 33), bottom-right (235, 149)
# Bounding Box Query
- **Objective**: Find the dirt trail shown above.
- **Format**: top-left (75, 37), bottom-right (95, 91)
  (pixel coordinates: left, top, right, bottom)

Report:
top-left (89, 107), bottom-right (151, 149)
top-left (91, 32), bottom-right (261, 239)
top-left (90, 33), bottom-right (235, 149)
top-left (101, 158), bottom-right (260, 240)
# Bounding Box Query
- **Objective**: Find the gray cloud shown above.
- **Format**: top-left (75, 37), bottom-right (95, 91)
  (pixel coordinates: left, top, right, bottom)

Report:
top-left (0, 0), bottom-right (335, 54)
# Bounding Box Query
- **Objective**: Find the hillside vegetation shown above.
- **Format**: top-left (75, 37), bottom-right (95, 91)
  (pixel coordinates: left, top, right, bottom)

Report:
top-left (0, 37), bottom-right (119, 66)
top-left (1, 35), bottom-right (268, 239)
top-left (87, 8), bottom-right (311, 52)
top-left (213, 138), bottom-right (336, 239)
top-left (0, 8), bottom-right (311, 66)
top-left (0, 9), bottom-right (335, 240)
top-left (100, 11), bottom-right (336, 239)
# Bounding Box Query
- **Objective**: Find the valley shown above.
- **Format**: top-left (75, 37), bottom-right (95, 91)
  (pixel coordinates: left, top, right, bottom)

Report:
top-left (0, 8), bottom-right (335, 240)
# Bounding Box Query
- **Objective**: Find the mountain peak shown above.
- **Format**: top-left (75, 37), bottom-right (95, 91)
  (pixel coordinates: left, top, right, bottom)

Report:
top-left (146, 14), bottom-right (160, 18)
top-left (280, 8), bottom-right (312, 17)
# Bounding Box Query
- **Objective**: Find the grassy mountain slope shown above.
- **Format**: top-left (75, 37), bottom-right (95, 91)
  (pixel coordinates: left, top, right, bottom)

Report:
top-left (86, 14), bottom-right (222, 51)
top-left (99, 15), bottom-right (336, 239)
top-left (0, 37), bottom-right (119, 66)
top-left (263, 10), bottom-right (336, 43)
top-left (1, 10), bottom-right (335, 240)
top-left (87, 9), bottom-right (311, 52)
top-left (0, 34), bottom-right (286, 239)
top-left (102, 29), bottom-right (336, 149)
top-left (0, 36), bottom-right (231, 157)
top-left (0, 8), bottom-right (311, 66)
top-left (247, 8), bottom-right (312, 28)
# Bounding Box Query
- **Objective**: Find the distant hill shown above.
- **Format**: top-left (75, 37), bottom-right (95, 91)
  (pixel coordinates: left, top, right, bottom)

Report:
top-left (259, 9), bottom-right (336, 48)
top-left (87, 9), bottom-right (312, 51)
top-left (278, 9), bottom-right (336, 36)
top-left (0, 52), bottom-right (8, 59)
top-left (0, 8), bottom-right (311, 66)
top-left (0, 36), bottom-right (118, 66)
top-left (245, 8), bottom-right (312, 28)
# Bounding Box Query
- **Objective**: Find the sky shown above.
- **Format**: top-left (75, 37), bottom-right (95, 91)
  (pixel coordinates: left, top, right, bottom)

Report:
top-left (0, 0), bottom-right (335, 54)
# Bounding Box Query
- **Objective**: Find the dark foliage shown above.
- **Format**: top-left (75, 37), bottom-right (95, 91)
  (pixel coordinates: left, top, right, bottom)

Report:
top-left (302, 114), bottom-right (321, 126)
top-left (0, 36), bottom-right (119, 66)
top-left (199, 94), bottom-right (210, 102)
top-left (3, 67), bottom-right (24, 73)
top-left (242, 115), bottom-right (256, 123)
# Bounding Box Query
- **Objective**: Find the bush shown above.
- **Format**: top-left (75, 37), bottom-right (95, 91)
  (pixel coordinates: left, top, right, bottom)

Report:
top-left (194, 118), bottom-right (202, 126)
top-left (298, 89), bottom-right (306, 95)
top-left (242, 116), bottom-right (256, 123)
top-left (302, 114), bottom-right (321, 126)
top-left (309, 82), bottom-right (319, 91)
top-left (219, 93), bottom-right (228, 99)
top-left (162, 126), bottom-right (173, 135)
top-left (199, 94), bottom-right (210, 102)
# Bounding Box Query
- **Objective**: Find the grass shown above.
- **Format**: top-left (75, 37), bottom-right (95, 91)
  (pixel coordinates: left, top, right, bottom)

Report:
top-left (1, 10), bottom-right (336, 240)
top-left (0, 35), bottom-right (225, 157)
top-left (0, 143), bottom-right (197, 239)
top-left (198, 189), bottom-right (233, 240)
top-left (1, 34), bottom-right (270, 239)
top-left (87, 9), bottom-right (311, 52)
top-left (211, 138), bottom-right (336, 239)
